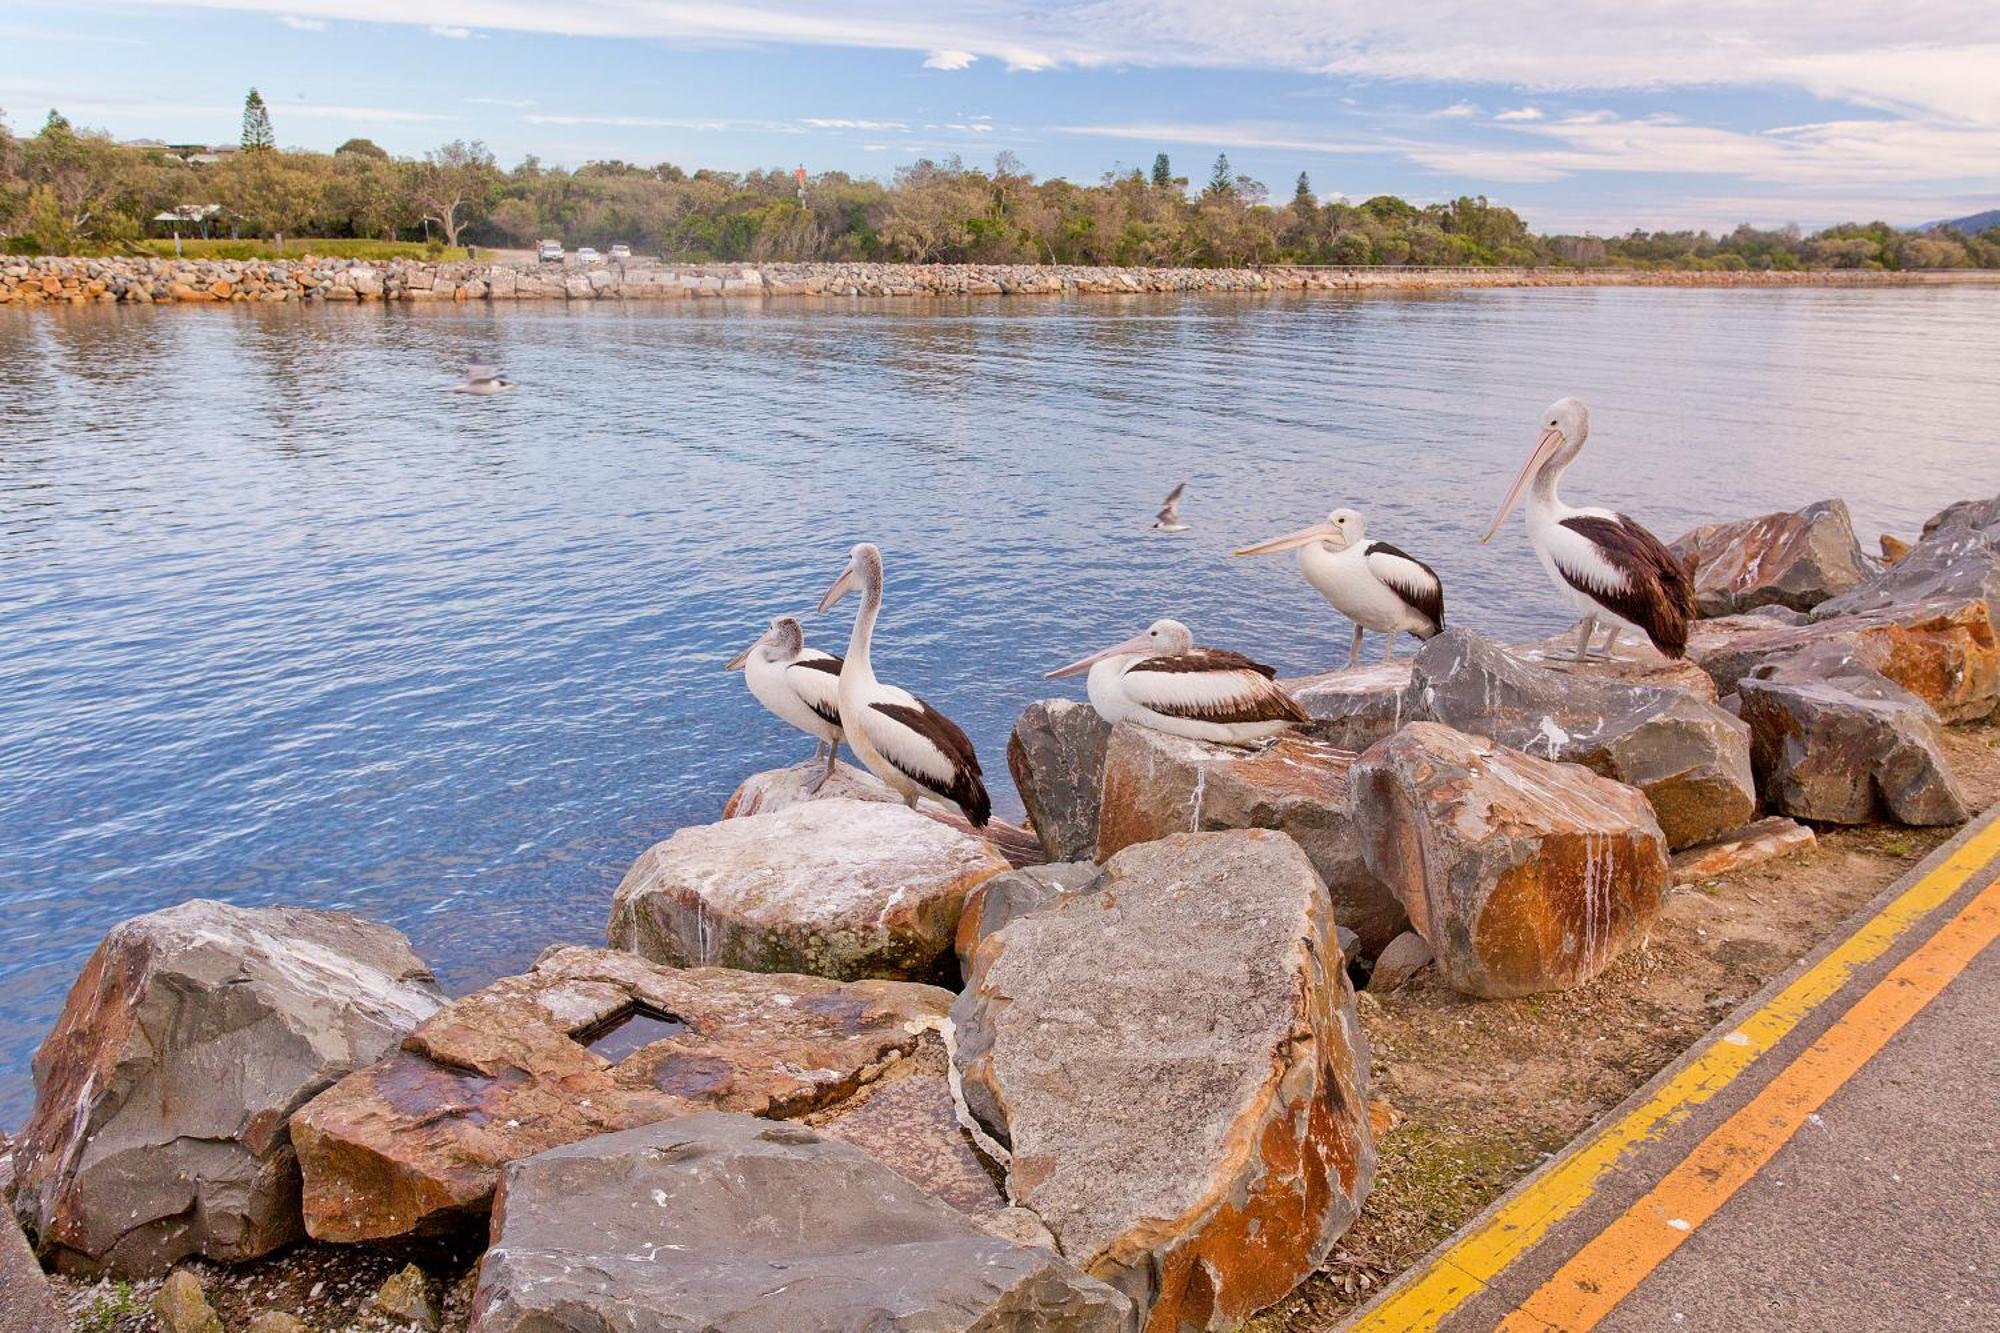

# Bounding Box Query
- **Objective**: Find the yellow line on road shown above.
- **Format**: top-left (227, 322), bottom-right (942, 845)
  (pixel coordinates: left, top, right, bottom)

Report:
top-left (1347, 817), bottom-right (2000, 1333)
top-left (1501, 871), bottom-right (2000, 1330)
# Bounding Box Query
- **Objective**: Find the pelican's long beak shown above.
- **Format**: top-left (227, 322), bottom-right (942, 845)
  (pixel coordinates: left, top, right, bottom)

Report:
top-left (1045, 632), bottom-right (1153, 679)
top-left (1233, 521), bottom-right (1341, 556)
top-left (1482, 427), bottom-right (1564, 543)
top-left (816, 564), bottom-right (859, 613)
top-left (725, 643), bottom-right (753, 671)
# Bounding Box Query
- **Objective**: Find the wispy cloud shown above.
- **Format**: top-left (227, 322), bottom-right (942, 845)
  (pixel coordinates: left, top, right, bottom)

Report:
top-left (427, 24), bottom-right (472, 40)
top-left (801, 117), bottom-right (908, 130)
top-left (1058, 121), bottom-right (1391, 155)
top-left (924, 49), bottom-right (976, 71)
top-left (1430, 101), bottom-right (1479, 119)
top-left (280, 15), bottom-right (324, 30)
top-left (1496, 107), bottom-right (1544, 122)
top-left (466, 96), bottom-right (535, 109)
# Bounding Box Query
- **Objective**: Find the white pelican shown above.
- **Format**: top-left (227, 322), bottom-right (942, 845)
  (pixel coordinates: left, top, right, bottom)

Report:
top-left (816, 543), bottom-right (991, 826)
top-left (451, 364), bottom-right (514, 395)
top-left (1234, 507), bottom-right (1444, 667)
top-left (1483, 397), bottom-right (1693, 661)
top-left (1152, 482), bottom-right (1189, 532)
top-left (1045, 618), bottom-right (1307, 745)
top-left (725, 615), bottom-right (845, 792)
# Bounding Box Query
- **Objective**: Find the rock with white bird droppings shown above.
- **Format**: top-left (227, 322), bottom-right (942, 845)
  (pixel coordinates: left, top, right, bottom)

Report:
top-left (470, 1113), bottom-right (1134, 1333)
top-left (10, 901), bottom-right (442, 1276)
top-left (1732, 643), bottom-right (1968, 826)
top-left (1920, 490), bottom-right (2000, 539)
top-left (722, 759), bottom-right (1044, 868)
top-left (953, 830), bottom-right (1375, 1330)
top-left (1669, 499), bottom-right (1877, 616)
top-left (1008, 698), bottom-right (1114, 862)
top-left (1280, 661), bottom-right (1416, 750)
top-left (1351, 722), bottom-right (1670, 999)
top-left (954, 861), bottom-right (1100, 975)
top-left (1405, 629), bottom-right (1755, 849)
top-left (608, 798), bottom-right (1012, 984)
top-left (289, 946), bottom-right (953, 1241)
top-left (1508, 631), bottom-right (1720, 703)
top-left (1094, 724), bottom-right (1408, 954)
top-left (1812, 524), bottom-right (2000, 627)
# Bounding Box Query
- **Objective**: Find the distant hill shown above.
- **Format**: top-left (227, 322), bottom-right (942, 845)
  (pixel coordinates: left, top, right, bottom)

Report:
top-left (1917, 208), bottom-right (2000, 233)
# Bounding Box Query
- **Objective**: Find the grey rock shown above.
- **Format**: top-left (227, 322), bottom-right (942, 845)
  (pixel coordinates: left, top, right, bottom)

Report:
top-left (954, 861), bottom-right (1099, 974)
top-left (1735, 644), bottom-right (1968, 826)
top-left (471, 1113), bottom-right (1134, 1332)
top-left (953, 830), bottom-right (1374, 1328)
top-left (12, 901), bottom-right (442, 1276)
top-left (1813, 525), bottom-right (2000, 625)
top-left (1670, 499), bottom-right (1876, 615)
top-left (1281, 662), bottom-right (1414, 750)
top-left (1094, 725), bottom-right (1407, 953)
top-left (1369, 931), bottom-right (1435, 991)
top-left (1406, 629), bottom-right (1756, 849)
top-left (1007, 699), bottom-right (1112, 862)
top-left (0, 1208), bottom-right (63, 1333)
top-left (1921, 491), bottom-right (2000, 538)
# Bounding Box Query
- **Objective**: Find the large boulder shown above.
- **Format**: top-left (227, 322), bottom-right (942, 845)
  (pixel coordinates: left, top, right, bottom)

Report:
top-left (1, 1210), bottom-right (63, 1333)
top-left (290, 946), bottom-right (952, 1242)
top-left (1280, 662), bottom-right (1415, 751)
top-left (1351, 723), bottom-right (1669, 999)
top-left (470, 1114), bottom-right (1134, 1332)
top-left (1691, 599), bottom-right (2000, 724)
top-left (11, 901), bottom-right (441, 1276)
top-left (1733, 645), bottom-right (1968, 826)
top-left (1921, 491), bottom-right (2000, 538)
top-left (953, 831), bottom-right (1374, 1329)
top-left (1406, 629), bottom-right (1755, 849)
top-left (1812, 525), bottom-right (2000, 626)
top-left (1669, 499), bottom-right (1876, 616)
top-left (1508, 633), bottom-right (1720, 703)
top-left (1094, 725), bottom-right (1405, 953)
top-left (1008, 699), bottom-right (1113, 862)
top-left (723, 760), bottom-right (1043, 868)
top-left (608, 798), bottom-right (1011, 984)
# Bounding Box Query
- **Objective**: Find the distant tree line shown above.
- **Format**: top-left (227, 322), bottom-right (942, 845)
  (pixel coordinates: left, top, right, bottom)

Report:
top-left (4, 102), bottom-right (1998, 271)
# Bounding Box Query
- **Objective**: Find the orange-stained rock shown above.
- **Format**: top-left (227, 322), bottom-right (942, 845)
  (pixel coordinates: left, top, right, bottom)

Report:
top-left (1095, 724), bottom-right (1406, 953)
top-left (167, 282), bottom-right (212, 302)
top-left (953, 830), bottom-right (1373, 1329)
top-left (1880, 533), bottom-right (1912, 565)
top-left (1692, 598), bottom-right (2000, 724)
top-left (290, 946), bottom-right (952, 1241)
top-left (209, 280), bottom-right (232, 298)
top-left (1351, 722), bottom-right (1669, 999)
top-left (1669, 499), bottom-right (1876, 616)
top-left (722, 758), bottom-right (1042, 868)
top-left (1670, 817), bottom-right (1816, 884)
top-left (608, 798), bottom-right (1011, 983)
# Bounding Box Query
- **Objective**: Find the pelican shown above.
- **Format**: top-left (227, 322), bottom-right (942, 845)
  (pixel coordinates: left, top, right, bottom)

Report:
top-left (1234, 507), bottom-right (1444, 667)
top-left (1045, 618), bottom-right (1307, 745)
top-left (1152, 482), bottom-right (1189, 532)
top-left (816, 543), bottom-right (991, 826)
top-left (451, 364), bottom-right (514, 395)
top-left (725, 615), bottom-right (844, 792)
top-left (1483, 397), bottom-right (1693, 661)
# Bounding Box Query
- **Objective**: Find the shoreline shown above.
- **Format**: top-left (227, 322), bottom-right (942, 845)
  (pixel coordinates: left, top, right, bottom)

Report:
top-left (6, 256), bottom-right (2000, 306)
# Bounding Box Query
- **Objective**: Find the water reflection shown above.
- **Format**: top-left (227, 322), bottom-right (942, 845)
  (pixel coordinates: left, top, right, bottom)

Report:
top-left (1, 288), bottom-right (1995, 1124)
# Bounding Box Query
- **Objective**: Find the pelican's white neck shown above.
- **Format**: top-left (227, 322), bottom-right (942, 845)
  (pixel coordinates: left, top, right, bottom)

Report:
top-left (844, 562), bottom-right (883, 684)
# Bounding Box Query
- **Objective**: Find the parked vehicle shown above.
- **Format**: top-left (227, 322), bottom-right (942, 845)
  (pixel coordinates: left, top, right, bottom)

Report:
top-left (576, 247), bottom-right (602, 264)
top-left (537, 239), bottom-right (563, 263)
top-left (609, 243), bottom-right (632, 260)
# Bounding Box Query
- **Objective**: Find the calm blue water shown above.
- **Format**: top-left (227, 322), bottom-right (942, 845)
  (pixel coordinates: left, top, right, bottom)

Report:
top-left (3, 288), bottom-right (1996, 1125)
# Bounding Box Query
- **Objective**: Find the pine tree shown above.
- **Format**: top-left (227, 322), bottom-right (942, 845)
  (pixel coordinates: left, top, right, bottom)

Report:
top-left (1205, 153), bottom-right (1234, 197)
top-left (241, 88), bottom-right (274, 152)
top-left (1294, 172), bottom-right (1314, 207)
top-left (1151, 153), bottom-right (1172, 188)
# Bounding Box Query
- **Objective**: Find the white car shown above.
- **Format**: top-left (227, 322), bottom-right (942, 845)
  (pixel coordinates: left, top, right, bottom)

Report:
top-left (609, 243), bottom-right (632, 260)
top-left (536, 240), bottom-right (563, 262)
top-left (576, 247), bottom-right (602, 264)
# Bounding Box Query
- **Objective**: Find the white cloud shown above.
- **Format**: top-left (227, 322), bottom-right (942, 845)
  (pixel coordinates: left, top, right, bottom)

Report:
top-left (923, 49), bottom-right (976, 70)
top-left (801, 117), bottom-right (908, 130)
top-left (427, 24), bottom-right (472, 39)
top-left (280, 15), bottom-right (325, 30)
top-left (1058, 121), bottom-right (1388, 155)
top-left (1496, 107), bottom-right (1544, 122)
top-left (466, 96), bottom-right (535, 108)
top-left (1430, 101), bottom-right (1479, 119)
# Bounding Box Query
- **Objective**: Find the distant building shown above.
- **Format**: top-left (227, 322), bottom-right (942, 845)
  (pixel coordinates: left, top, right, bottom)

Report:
top-left (152, 204), bottom-right (227, 239)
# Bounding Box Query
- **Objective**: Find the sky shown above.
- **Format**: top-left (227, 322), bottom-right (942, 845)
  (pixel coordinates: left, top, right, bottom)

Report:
top-left (4, 2), bottom-right (1999, 234)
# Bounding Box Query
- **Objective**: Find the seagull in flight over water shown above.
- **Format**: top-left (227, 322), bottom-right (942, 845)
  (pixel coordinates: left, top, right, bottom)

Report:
top-left (1152, 482), bottom-right (1189, 533)
top-left (451, 364), bottom-right (515, 395)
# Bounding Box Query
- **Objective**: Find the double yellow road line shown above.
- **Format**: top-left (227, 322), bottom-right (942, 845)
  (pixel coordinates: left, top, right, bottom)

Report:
top-left (1351, 815), bottom-right (2000, 1333)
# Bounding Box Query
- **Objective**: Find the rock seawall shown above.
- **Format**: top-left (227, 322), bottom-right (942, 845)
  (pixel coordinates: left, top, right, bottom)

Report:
top-left (6, 257), bottom-right (1996, 306)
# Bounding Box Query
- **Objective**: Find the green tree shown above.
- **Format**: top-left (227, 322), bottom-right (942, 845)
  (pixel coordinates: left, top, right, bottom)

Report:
top-left (335, 137), bottom-right (389, 160)
top-left (24, 183), bottom-right (73, 253)
top-left (409, 139), bottom-right (497, 246)
top-left (241, 88), bottom-right (275, 153)
top-left (1151, 153), bottom-right (1172, 189)
top-left (1204, 154), bottom-right (1234, 198)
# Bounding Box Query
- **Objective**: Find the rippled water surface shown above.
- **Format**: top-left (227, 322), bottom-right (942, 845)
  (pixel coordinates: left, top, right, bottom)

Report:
top-left (3, 287), bottom-right (1996, 1123)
